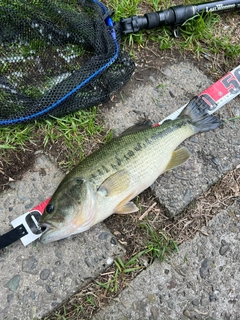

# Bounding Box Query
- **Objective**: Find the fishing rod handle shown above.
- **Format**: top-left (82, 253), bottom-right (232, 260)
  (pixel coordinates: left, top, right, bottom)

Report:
top-left (119, 0), bottom-right (240, 34)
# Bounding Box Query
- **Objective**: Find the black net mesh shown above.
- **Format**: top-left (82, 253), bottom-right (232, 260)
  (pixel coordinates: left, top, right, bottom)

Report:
top-left (0, 0), bottom-right (135, 125)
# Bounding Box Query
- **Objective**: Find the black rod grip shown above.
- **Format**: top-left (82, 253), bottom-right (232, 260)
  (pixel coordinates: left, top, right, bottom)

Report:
top-left (119, 0), bottom-right (240, 34)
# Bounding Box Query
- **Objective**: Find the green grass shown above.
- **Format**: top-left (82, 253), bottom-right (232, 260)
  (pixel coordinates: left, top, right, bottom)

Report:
top-left (38, 108), bottom-right (107, 169)
top-left (0, 125), bottom-right (35, 150)
top-left (44, 293), bottom-right (97, 319)
top-left (0, 107), bottom-right (109, 170)
top-left (108, 0), bottom-right (143, 20)
top-left (96, 253), bottom-right (146, 293)
top-left (140, 221), bottom-right (179, 262)
top-left (107, 0), bottom-right (240, 61)
top-left (227, 116), bottom-right (240, 121)
top-left (96, 224), bottom-right (178, 294)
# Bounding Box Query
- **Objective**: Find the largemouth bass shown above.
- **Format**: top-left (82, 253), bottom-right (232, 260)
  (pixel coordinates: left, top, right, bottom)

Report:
top-left (39, 97), bottom-right (221, 244)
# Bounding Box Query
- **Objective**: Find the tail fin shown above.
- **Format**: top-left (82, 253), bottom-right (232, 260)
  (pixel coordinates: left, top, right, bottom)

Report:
top-left (179, 96), bottom-right (221, 133)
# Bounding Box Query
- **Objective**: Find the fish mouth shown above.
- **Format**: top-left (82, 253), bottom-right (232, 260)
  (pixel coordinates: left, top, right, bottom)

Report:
top-left (39, 222), bottom-right (57, 244)
top-left (39, 222), bottom-right (53, 234)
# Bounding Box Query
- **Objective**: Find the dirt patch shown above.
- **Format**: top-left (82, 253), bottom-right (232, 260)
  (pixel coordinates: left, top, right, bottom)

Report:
top-left (0, 145), bottom-right (37, 191)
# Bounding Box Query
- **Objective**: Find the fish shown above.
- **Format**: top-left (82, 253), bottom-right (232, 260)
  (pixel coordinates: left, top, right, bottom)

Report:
top-left (39, 96), bottom-right (221, 244)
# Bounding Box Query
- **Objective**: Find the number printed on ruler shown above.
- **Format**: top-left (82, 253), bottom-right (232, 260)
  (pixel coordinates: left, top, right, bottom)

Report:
top-left (200, 65), bottom-right (240, 112)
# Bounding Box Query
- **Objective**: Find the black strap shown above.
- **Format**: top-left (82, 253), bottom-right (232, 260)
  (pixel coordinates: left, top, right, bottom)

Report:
top-left (0, 224), bottom-right (28, 250)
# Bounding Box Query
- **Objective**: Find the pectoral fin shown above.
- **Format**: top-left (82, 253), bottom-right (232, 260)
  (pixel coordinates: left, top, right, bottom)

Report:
top-left (98, 170), bottom-right (130, 197)
top-left (164, 147), bottom-right (191, 172)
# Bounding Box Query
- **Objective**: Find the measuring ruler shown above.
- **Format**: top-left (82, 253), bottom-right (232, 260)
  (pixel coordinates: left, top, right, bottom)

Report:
top-left (1, 64), bottom-right (240, 249)
top-left (159, 64), bottom-right (240, 123)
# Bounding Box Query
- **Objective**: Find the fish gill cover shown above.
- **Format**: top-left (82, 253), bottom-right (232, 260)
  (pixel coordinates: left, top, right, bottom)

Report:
top-left (0, 0), bottom-right (135, 125)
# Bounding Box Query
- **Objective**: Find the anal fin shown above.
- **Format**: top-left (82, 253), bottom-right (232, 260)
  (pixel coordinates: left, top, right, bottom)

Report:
top-left (164, 147), bottom-right (191, 172)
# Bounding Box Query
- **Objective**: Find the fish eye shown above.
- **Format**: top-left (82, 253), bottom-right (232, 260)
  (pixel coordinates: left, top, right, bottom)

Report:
top-left (46, 203), bottom-right (54, 214)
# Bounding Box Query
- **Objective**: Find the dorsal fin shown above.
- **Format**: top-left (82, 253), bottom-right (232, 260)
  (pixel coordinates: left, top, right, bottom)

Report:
top-left (120, 120), bottom-right (153, 136)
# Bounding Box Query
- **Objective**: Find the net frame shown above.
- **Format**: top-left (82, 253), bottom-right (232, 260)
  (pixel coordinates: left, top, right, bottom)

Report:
top-left (0, 0), bottom-right (135, 125)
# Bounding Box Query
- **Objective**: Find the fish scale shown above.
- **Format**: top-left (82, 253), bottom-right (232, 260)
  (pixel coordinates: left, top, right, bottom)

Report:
top-left (76, 118), bottom-right (192, 185)
top-left (99, 121), bottom-right (193, 190)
